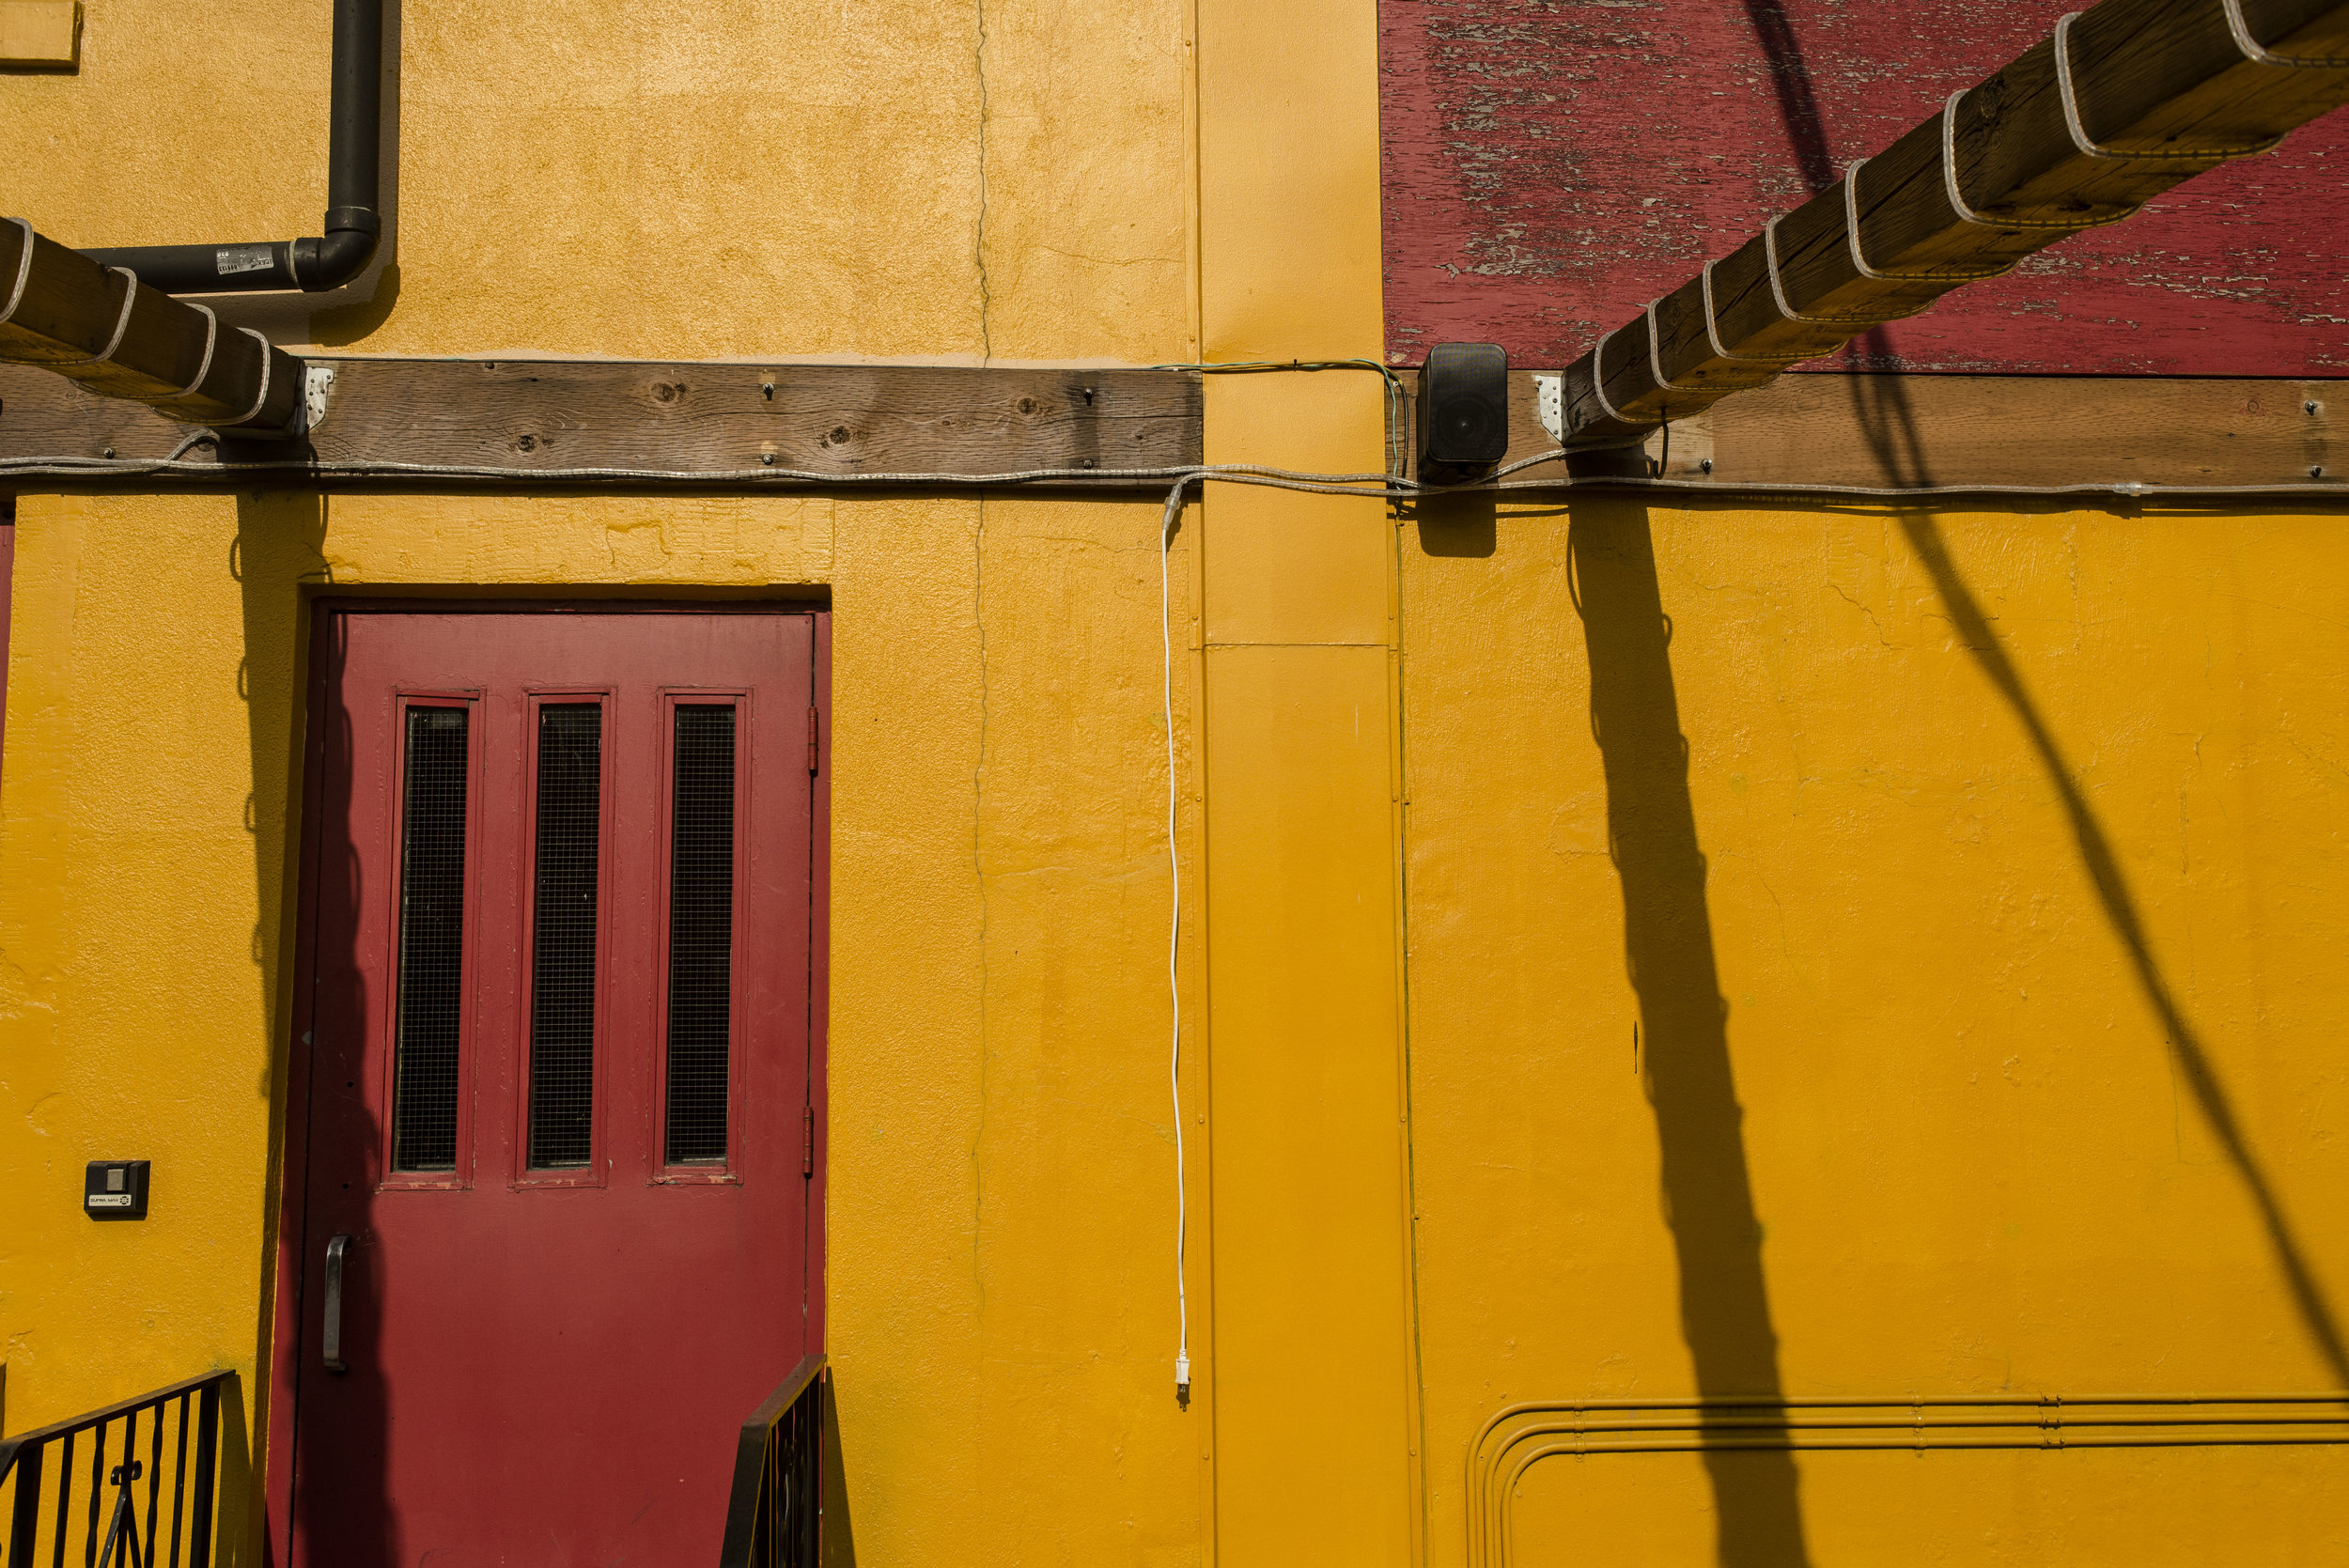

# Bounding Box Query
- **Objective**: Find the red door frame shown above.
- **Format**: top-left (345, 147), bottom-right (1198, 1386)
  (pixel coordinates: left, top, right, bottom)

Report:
top-left (261, 598), bottom-right (831, 1563)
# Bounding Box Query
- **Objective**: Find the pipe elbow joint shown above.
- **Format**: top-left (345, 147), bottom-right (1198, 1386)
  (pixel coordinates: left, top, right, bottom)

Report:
top-left (295, 213), bottom-right (381, 292)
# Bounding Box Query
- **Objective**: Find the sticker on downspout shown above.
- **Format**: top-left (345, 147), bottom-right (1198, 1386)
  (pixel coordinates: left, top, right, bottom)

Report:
top-left (216, 244), bottom-right (275, 276)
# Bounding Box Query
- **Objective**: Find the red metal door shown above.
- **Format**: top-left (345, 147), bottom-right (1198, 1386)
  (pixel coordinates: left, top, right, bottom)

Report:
top-left (287, 608), bottom-right (821, 1567)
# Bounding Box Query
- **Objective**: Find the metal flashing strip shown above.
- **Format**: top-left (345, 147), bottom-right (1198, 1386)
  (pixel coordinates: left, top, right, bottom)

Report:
top-left (1, 217), bottom-right (37, 329)
top-left (1641, 301), bottom-right (1698, 394)
top-left (1762, 214), bottom-right (1925, 328)
top-left (1841, 159), bottom-right (2009, 284)
top-left (42, 268), bottom-right (140, 368)
top-left (2224, 0), bottom-right (2349, 66)
top-left (1696, 260), bottom-right (1804, 368)
top-left (2053, 10), bottom-right (2282, 161)
top-left (1937, 89), bottom-right (2137, 233)
top-left (219, 328), bottom-right (288, 432)
top-left (158, 302), bottom-right (220, 407)
top-left (1582, 325), bottom-right (1641, 427)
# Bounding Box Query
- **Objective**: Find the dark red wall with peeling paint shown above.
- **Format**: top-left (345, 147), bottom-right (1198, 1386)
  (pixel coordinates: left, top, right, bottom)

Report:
top-left (1379, 0), bottom-right (2349, 373)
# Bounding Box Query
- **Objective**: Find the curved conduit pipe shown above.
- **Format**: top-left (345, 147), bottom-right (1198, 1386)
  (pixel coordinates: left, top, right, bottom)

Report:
top-left (82, 0), bottom-right (387, 294)
top-left (0, 0), bottom-right (386, 434)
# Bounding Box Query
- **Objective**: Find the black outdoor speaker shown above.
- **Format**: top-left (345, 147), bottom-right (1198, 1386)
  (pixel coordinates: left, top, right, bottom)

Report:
top-left (1416, 342), bottom-right (1510, 483)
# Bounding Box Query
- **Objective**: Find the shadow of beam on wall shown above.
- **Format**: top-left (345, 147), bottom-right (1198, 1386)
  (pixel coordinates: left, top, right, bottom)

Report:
top-left (1843, 343), bottom-right (2349, 1387)
top-left (234, 491), bottom-right (337, 1563)
top-left (1737, 0), bottom-right (1838, 193)
top-left (1568, 500), bottom-right (1814, 1568)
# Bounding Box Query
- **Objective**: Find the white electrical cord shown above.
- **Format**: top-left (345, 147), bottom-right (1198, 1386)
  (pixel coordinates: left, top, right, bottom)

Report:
top-left (6, 446), bottom-right (2334, 505)
top-left (1160, 477), bottom-right (1190, 1398)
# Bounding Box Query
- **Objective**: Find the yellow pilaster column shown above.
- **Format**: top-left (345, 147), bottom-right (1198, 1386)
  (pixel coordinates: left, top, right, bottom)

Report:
top-left (1195, 0), bottom-right (1419, 1560)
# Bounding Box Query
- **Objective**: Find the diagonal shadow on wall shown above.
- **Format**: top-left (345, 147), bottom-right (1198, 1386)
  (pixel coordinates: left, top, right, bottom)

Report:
top-left (1568, 499), bottom-right (1813, 1568)
top-left (1843, 342), bottom-right (2349, 1386)
top-left (1736, 0), bottom-right (1838, 194)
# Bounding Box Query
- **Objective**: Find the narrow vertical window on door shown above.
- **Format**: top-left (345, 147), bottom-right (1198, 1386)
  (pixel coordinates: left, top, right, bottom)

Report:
top-left (527, 701), bottom-right (604, 1170)
top-left (664, 703), bottom-right (738, 1167)
top-left (391, 703), bottom-right (471, 1173)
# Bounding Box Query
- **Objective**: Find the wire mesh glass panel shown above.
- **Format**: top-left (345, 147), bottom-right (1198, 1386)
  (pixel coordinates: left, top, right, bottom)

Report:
top-left (665, 704), bottom-right (738, 1165)
top-left (528, 703), bottom-right (602, 1169)
top-left (393, 705), bottom-right (469, 1172)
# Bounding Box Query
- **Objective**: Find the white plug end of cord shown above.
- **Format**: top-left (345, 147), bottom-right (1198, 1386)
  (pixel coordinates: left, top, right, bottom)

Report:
top-left (1174, 1354), bottom-right (1190, 1394)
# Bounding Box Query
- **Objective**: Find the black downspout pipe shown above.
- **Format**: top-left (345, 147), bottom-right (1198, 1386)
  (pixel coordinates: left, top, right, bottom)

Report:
top-left (82, 0), bottom-right (383, 293)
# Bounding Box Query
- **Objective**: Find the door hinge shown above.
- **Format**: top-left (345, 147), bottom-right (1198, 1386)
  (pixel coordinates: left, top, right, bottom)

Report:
top-left (802, 1104), bottom-right (816, 1177)
top-left (808, 706), bottom-right (820, 774)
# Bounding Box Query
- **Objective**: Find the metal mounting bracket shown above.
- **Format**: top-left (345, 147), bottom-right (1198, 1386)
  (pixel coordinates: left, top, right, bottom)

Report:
top-left (303, 363), bottom-right (336, 435)
top-left (1533, 372), bottom-right (1563, 443)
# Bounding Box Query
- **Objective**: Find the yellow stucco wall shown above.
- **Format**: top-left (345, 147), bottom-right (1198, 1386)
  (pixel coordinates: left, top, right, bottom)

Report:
top-left (1191, 1), bottom-right (1419, 1564)
top-left (0, 0), bottom-right (1209, 1562)
top-left (8, 0), bottom-right (2349, 1563)
top-left (1, 495), bottom-right (1214, 1565)
top-left (3, 0), bottom-right (1188, 364)
top-left (1400, 497), bottom-right (2349, 1563)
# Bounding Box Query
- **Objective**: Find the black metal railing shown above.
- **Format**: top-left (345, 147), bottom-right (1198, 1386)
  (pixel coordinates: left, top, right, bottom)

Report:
top-left (0, 1371), bottom-right (231, 1568)
top-left (717, 1354), bottom-right (827, 1568)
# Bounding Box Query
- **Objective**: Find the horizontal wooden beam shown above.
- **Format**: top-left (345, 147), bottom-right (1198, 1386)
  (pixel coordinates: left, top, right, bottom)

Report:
top-left (8, 357), bottom-right (2334, 498)
top-left (1562, 0), bottom-right (2349, 442)
top-left (1414, 371), bottom-right (2344, 495)
top-left (0, 358), bottom-right (1203, 488)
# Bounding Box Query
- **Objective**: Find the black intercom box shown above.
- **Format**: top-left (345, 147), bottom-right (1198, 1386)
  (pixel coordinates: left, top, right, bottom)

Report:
top-left (85, 1159), bottom-right (150, 1220)
top-left (1415, 341), bottom-right (1511, 483)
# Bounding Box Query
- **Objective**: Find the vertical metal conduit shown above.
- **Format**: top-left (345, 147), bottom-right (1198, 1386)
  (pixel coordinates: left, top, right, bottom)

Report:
top-left (80, 0), bottom-right (386, 294)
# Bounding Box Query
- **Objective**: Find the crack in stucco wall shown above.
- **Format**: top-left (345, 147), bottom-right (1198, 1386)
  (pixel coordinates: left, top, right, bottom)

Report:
top-left (973, 0), bottom-right (996, 362)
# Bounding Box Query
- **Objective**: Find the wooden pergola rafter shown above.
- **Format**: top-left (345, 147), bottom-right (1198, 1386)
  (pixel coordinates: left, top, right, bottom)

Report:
top-left (0, 0), bottom-right (2343, 487)
top-left (1559, 0), bottom-right (2349, 443)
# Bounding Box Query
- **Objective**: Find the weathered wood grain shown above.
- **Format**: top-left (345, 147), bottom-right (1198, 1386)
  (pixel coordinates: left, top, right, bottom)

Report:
top-left (1408, 370), bottom-right (2344, 492)
top-left (1380, 0), bottom-right (2349, 377)
top-left (8, 357), bottom-right (2329, 495)
top-left (0, 359), bottom-right (1205, 487)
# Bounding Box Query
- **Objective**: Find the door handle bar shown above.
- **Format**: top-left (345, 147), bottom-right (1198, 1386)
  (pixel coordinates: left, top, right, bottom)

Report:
top-left (324, 1234), bottom-right (351, 1373)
